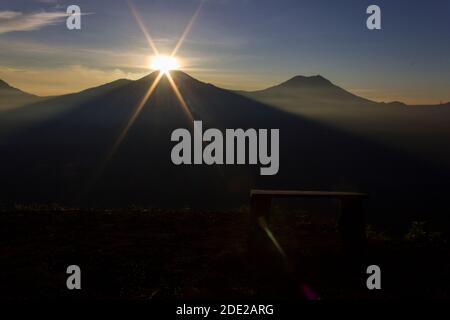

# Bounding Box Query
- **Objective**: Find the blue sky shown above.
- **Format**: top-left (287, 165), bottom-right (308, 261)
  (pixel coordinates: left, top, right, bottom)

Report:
top-left (0, 0), bottom-right (449, 103)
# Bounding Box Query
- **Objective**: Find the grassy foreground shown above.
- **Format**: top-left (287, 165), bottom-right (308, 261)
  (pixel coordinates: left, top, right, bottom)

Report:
top-left (0, 206), bottom-right (449, 300)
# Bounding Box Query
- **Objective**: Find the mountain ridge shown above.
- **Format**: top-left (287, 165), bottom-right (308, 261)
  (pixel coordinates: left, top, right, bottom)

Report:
top-left (0, 70), bottom-right (448, 221)
top-left (0, 79), bottom-right (40, 96)
top-left (2, 73), bottom-right (449, 108)
top-left (0, 79), bottom-right (42, 111)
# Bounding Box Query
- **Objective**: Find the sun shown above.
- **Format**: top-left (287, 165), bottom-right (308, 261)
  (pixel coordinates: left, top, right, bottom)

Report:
top-left (150, 55), bottom-right (179, 73)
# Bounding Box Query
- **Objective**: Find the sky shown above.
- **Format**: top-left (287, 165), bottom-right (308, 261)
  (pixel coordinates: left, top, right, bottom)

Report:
top-left (0, 0), bottom-right (449, 104)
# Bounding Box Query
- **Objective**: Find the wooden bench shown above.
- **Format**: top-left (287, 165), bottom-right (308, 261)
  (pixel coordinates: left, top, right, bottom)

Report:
top-left (249, 189), bottom-right (368, 258)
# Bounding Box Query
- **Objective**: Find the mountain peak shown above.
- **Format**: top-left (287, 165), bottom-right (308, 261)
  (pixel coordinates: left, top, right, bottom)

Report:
top-left (137, 70), bottom-right (207, 88)
top-left (0, 79), bottom-right (13, 89)
top-left (140, 70), bottom-right (195, 80)
top-left (280, 75), bottom-right (333, 88)
top-left (384, 101), bottom-right (407, 107)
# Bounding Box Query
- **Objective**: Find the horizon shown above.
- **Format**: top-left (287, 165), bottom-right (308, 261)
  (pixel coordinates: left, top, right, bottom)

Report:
top-left (0, 0), bottom-right (449, 104)
top-left (2, 70), bottom-right (449, 106)
top-left (0, 70), bottom-right (395, 100)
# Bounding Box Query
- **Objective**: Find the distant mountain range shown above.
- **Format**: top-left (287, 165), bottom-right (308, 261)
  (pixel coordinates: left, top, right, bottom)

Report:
top-left (0, 71), bottom-right (449, 224)
top-left (1, 75), bottom-right (448, 112)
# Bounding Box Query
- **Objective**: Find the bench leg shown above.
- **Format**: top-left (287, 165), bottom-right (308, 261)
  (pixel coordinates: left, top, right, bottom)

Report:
top-left (338, 198), bottom-right (367, 258)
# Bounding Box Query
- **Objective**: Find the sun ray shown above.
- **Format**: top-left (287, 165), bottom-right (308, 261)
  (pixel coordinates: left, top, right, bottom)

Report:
top-left (127, 0), bottom-right (159, 56)
top-left (171, 0), bottom-right (205, 57)
top-left (86, 0), bottom-right (203, 191)
top-left (166, 72), bottom-right (195, 125)
top-left (108, 72), bottom-right (164, 160)
top-left (86, 71), bottom-right (164, 192)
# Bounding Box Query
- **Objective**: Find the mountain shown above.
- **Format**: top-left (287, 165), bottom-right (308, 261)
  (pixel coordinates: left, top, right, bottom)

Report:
top-left (240, 75), bottom-right (450, 170)
top-left (0, 79), bottom-right (43, 111)
top-left (0, 71), bottom-right (449, 224)
top-left (237, 75), bottom-right (376, 112)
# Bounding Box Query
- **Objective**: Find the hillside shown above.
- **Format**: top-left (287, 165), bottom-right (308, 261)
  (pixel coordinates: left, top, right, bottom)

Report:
top-left (0, 71), bottom-right (448, 223)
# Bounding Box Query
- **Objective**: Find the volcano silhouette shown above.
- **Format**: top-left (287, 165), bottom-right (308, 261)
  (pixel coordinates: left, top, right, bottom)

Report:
top-left (0, 71), bottom-right (448, 222)
top-left (237, 74), bottom-right (375, 110)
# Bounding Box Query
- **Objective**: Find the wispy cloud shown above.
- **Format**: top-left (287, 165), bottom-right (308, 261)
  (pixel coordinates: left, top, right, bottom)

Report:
top-left (0, 11), bottom-right (23, 19)
top-left (0, 10), bottom-right (67, 34)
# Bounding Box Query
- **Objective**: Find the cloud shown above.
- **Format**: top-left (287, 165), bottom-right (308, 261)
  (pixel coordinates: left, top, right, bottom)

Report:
top-left (0, 11), bottom-right (23, 19)
top-left (0, 10), bottom-right (67, 34)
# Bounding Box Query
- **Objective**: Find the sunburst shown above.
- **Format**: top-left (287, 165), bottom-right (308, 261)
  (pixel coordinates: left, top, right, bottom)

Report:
top-left (150, 55), bottom-right (180, 74)
top-left (89, 0), bottom-right (204, 189)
